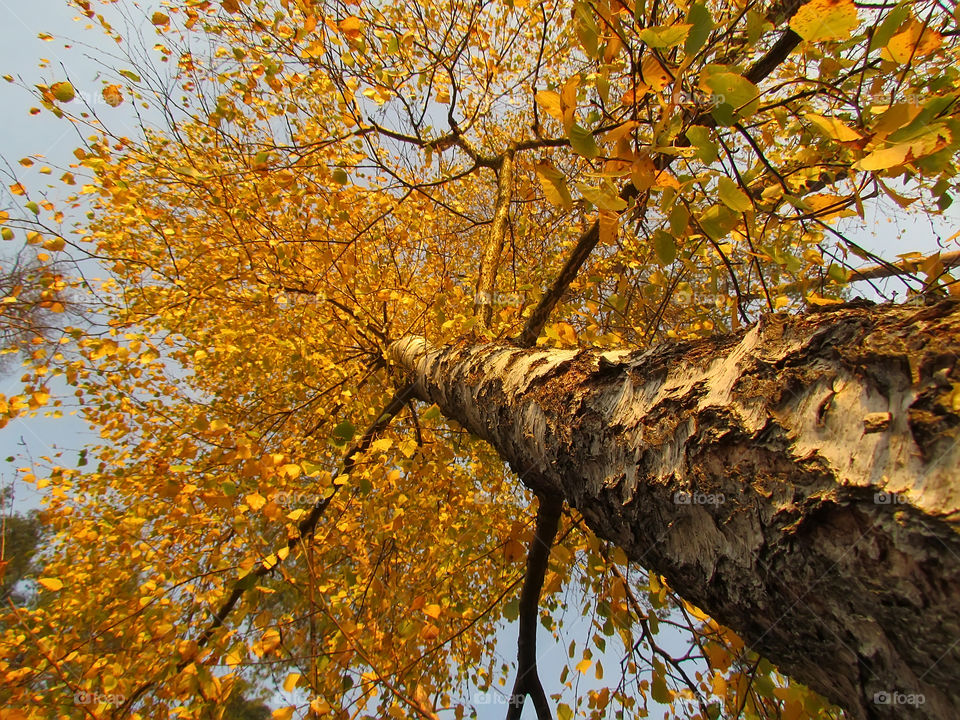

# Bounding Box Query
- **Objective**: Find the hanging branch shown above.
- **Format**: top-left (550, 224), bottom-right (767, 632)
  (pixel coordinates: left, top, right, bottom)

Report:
top-left (505, 493), bottom-right (564, 720)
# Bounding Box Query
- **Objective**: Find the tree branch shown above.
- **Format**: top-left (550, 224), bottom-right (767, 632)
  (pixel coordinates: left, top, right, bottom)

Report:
top-left (475, 153), bottom-right (515, 328)
top-left (506, 493), bottom-right (563, 720)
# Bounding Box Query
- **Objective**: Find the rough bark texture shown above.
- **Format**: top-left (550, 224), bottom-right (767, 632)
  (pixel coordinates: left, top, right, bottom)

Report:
top-left (389, 300), bottom-right (960, 720)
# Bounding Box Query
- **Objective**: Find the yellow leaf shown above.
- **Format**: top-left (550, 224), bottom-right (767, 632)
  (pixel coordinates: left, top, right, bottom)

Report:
top-left (805, 113), bottom-right (861, 142)
top-left (598, 210), bottom-right (618, 245)
top-left (398, 439), bottom-right (418, 458)
top-left (271, 708), bottom-right (295, 720)
top-left (855, 142), bottom-right (910, 171)
top-left (339, 16), bottom-right (363, 40)
top-left (535, 91), bottom-right (563, 122)
top-left (805, 194), bottom-right (857, 220)
top-left (423, 603), bottom-right (441, 619)
top-left (370, 437), bottom-right (393, 453)
top-left (535, 161), bottom-right (573, 211)
top-left (102, 84), bottom-right (123, 107)
top-left (420, 623), bottom-right (440, 640)
top-left (245, 493), bottom-right (266, 510)
top-left (225, 646), bottom-right (245, 667)
top-left (640, 55), bottom-right (671, 91)
top-left (38, 577), bottom-right (63, 591)
top-left (602, 120), bottom-right (638, 145)
top-left (790, 0), bottom-right (859, 42)
top-left (283, 672), bottom-right (301, 692)
top-left (50, 81), bottom-right (75, 102)
top-left (575, 658), bottom-right (592, 673)
top-left (151, 12), bottom-right (169, 26)
top-left (883, 19), bottom-right (942, 63)
top-left (869, 103), bottom-right (922, 139)
top-left (556, 322), bottom-right (577, 345)
top-left (806, 293), bottom-right (844, 306)
top-left (310, 698), bottom-right (331, 714)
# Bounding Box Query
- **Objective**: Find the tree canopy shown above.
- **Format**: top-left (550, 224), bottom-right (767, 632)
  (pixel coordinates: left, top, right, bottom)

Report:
top-left (0, 0), bottom-right (958, 718)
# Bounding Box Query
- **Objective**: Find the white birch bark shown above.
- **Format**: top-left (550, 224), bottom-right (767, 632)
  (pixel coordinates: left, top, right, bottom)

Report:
top-left (390, 300), bottom-right (960, 720)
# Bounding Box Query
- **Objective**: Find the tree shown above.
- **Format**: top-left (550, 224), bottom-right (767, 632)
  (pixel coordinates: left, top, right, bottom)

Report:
top-left (0, 489), bottom-right (43, 605)
top-left (0, 0), bottom-right (958, 719)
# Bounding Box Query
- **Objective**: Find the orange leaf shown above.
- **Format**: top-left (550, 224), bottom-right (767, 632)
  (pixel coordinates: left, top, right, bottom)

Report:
top-left (38, 577), bottom-right (63, 591)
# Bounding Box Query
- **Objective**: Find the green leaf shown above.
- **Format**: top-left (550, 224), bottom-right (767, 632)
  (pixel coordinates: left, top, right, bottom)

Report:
top-left (871, 1), bottom-right (910, 50)
top-left (717, 177), bottom-right (753, 212)
top-left (652, 229), bottom-right (676, 265)
top-left (685, 3), bottom-right (713, 55)
top-left (332, 168), bottom-right (349, 184)
top-left (699, 204), bottom-right (739, 240)
top-left (221, 481), bottom-right (237, 496)
top-left (301, 460), bottom-right (324, 475)
top-left (827, 264), bottom-right (848, 283)
top-left (575, 181), bottom-right (627, 211)
top-left (236, 572), bottom-right (257, 592)
top-left (332, 420), bottom-right (356, 444)
top-left (669, 205), bottom-right (689, 235)
top-left (711, 103), bottom-right (736, 127)
top-left (568, 124), bottom-right (599, 158)
top-left (685, 125), bottom-right (718, 163)
top-left (1, 228), bottom-right (13, 241)
top-left (573, 2), bottom-right (600, 57)
top-left (535, 161), bottom-right (573, 210)
top-left (557, 704), bottom-right (573, 720)
top-left (25, 202), bottom-right (39, 215)
top-left (701, 67), bottom-right (760, 120)
top-left (639, 24), bottom-right (691, 49)
top-left (651, 660), bottom-right (672, 703)
top-left (119, 69), bottom-right (141, 83)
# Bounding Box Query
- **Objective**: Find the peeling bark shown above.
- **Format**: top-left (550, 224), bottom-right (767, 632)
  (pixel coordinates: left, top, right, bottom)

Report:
top-left (390, 300), bottom-right (960, 720)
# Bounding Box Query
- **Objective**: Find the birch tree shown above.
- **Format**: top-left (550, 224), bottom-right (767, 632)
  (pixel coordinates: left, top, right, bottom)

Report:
top-left (1, 0), bottom-right (959, 719)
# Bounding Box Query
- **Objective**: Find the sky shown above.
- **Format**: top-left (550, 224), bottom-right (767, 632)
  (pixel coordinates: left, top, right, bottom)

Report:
top-left (1, 1), bottom-right (959, 718)
top-left (0, 0), bottom-right (108, 512)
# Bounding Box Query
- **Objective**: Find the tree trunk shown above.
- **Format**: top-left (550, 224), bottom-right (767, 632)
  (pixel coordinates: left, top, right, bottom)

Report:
top-left (389, 300), bottom-right (960, 720)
